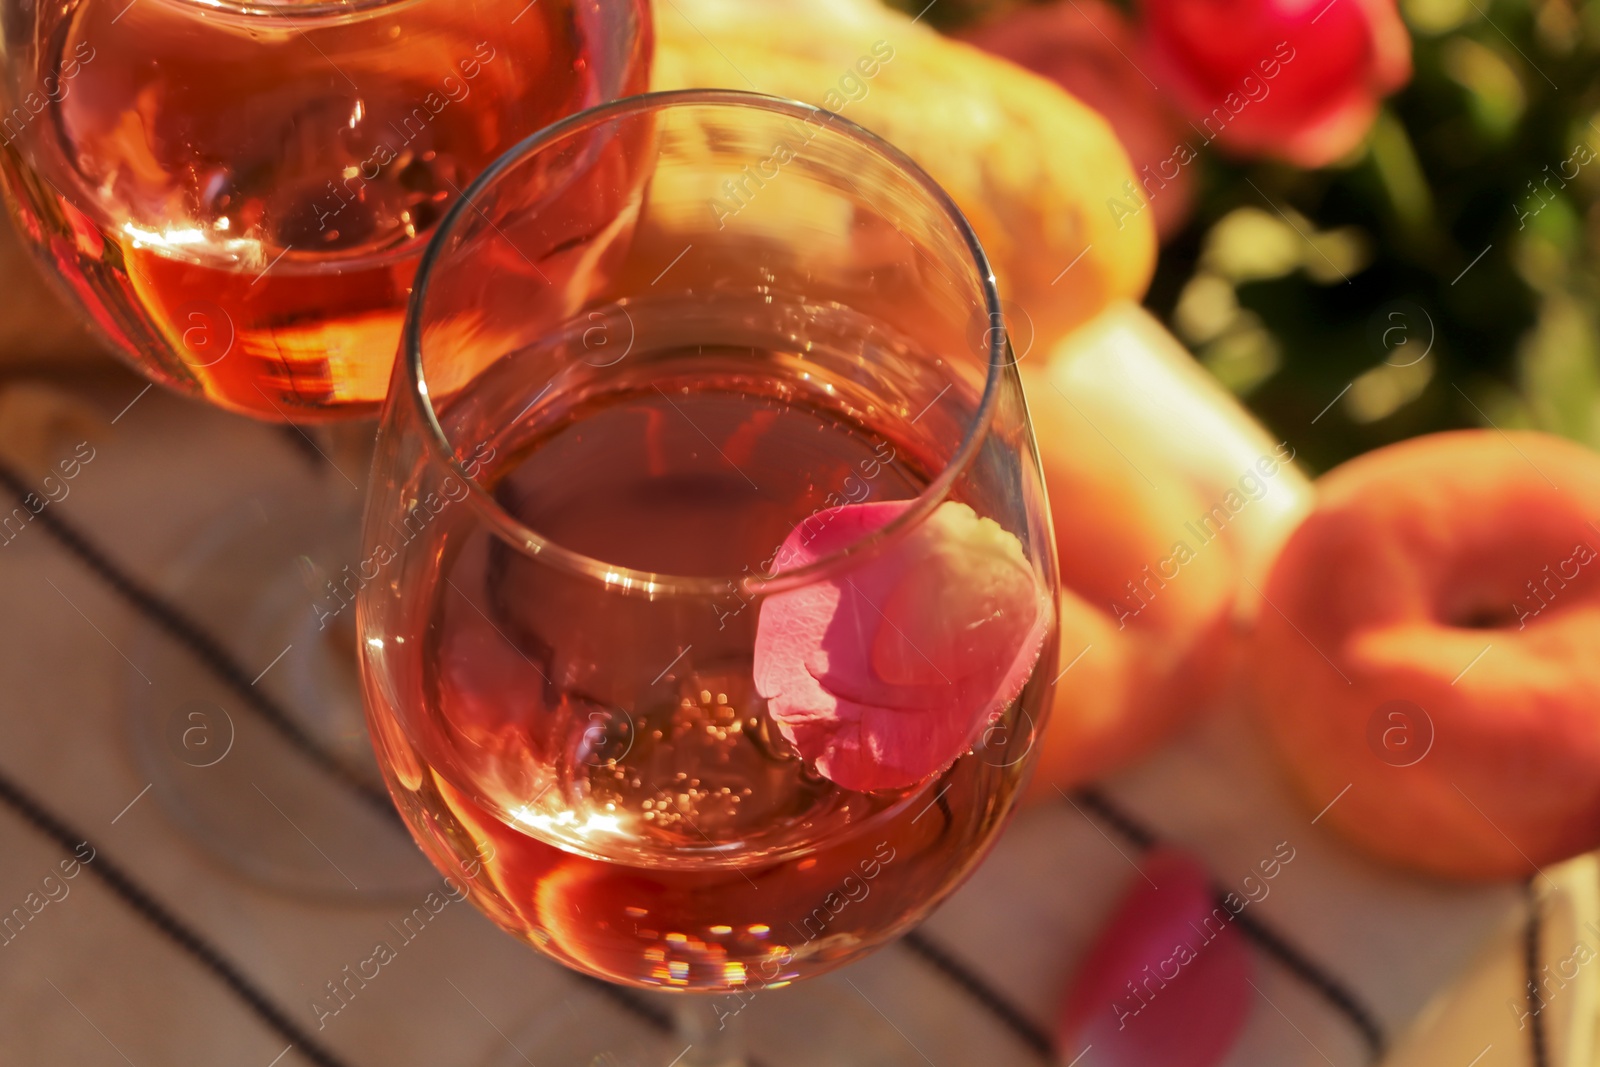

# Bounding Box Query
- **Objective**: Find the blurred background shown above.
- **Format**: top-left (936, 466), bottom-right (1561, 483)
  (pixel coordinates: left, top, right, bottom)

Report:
top-left (4, 1), bottom-right (1600, 1065)
top-left (905, 0), bottom-right (1600, 475)
top-left (15, 0), bottom-right (1598, 475)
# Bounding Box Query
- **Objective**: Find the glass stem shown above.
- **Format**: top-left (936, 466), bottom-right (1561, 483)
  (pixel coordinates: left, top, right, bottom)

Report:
top-left (671, 994), bottom-right (747, 1067)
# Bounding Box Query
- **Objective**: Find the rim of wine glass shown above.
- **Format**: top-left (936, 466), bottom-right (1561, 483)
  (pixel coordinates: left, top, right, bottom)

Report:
top-left (402, 88), bottom-right (1012, 600)
top-left (158, 0), bottom-right (413, 16)
top-left (158, 0), bottom-right (409, 12)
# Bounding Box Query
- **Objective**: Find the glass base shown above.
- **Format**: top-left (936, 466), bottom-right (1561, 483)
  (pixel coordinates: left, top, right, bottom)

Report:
top-left (124, 483), bottom-right (436, 900)
top-left (478, 982), bottom-right (667, 1067)
top-left (483, 972), bottom-right (926, 1066)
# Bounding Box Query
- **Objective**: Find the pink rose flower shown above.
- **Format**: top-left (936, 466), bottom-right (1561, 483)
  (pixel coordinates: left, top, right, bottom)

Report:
top-left (1140, 0), bottom-right (1412, 168)
top-left (753, 500), bottom-right (1051, 793)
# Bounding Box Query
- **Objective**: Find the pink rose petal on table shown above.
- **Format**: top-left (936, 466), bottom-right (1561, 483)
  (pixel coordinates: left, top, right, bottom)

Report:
top-left (753, 500), bottom-right (1050, 792)
top-left (1059, 848), bottom-right (1253, 1067)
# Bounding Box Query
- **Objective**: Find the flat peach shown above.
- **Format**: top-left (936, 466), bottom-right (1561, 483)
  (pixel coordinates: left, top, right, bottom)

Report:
top-left (1022, 302), bottom-right (1313, 794)
top-left (1249, 430), bottom-right (1600, 879)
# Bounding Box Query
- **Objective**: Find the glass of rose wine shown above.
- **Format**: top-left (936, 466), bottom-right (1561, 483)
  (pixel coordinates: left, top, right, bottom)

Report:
top-left (359, 90), bottom-right (1060, 1062)
top-left (0, 0), bottom-right (651, 895)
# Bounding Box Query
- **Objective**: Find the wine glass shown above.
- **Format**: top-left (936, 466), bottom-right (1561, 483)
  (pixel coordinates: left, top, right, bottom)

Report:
top-left (359, 90), bottom-right (1060, 1062)
top-left (0, 0), bottom-right (651, 420)
top-left (0, 0), bottom-right (651, 896)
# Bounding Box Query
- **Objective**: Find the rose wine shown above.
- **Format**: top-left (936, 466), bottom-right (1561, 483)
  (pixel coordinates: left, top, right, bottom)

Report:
top-left (360, 310), bottom-right (1052, 992)
top-left (0, 0), bottom-right (649, 420)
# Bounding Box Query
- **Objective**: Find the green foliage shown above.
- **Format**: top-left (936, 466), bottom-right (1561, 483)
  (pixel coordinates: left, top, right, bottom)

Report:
top-left (1149, 0), bottom-right (1600, 473)
top-left (913, 0), bottom-right (1600, 472)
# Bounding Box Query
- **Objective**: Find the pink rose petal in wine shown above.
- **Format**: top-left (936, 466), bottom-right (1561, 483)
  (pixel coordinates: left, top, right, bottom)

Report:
top-left (753, 499), bottom-right (1050, 792)
top-left (1059, 848), bottom-right (1253, 1067)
